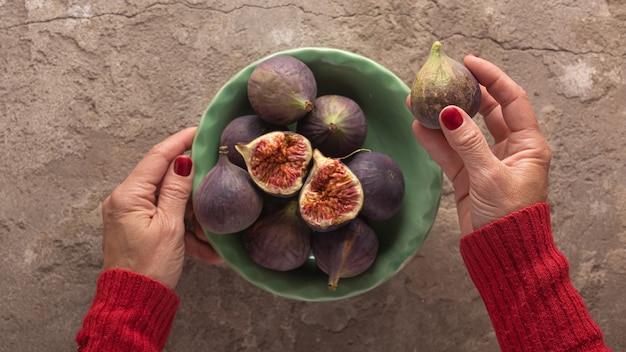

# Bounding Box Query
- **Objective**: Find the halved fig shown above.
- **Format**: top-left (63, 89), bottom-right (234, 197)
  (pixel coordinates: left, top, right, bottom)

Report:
top-left (235, 131), bottom-right (312, 197)
top-left (220, 115), bottom-right (288, 169)
top-left (298, 149), bottom-right (364, 232)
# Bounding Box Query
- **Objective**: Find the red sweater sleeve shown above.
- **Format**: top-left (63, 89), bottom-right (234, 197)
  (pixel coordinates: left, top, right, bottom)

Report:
top-left (460, 203), bottom-right (610, 352)
top-left (76, 269), bottom-right (180, 352)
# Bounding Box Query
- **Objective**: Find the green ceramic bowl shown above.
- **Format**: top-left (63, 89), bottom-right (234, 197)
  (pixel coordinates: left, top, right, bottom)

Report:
top-left (191, 47), bottom-right (442, 302)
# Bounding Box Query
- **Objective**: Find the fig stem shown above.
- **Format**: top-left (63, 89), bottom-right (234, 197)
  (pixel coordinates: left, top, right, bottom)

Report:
top-left (430, 41), bottom-right (444, 59)
top-left (338, 148), bottom-right (371, 160)
top-left (327, 279), bottom-right (339, 292)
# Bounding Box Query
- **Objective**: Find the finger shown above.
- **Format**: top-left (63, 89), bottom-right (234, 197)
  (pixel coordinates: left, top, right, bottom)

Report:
top-left (463, 55), bottom-right (539, 133)
top-left (184, 230), bottom-right (224, 264)
top-left (412, 120), bottom-right (464, 182)
top-left (125, 127), bottom-right (197, 189)
top-left (476, 85), bottom-right (510, 144)
top-left (439, 106), bottom-right (500, 177)
top-left (156, 155), bottom-right (194, 224)
top-left (192, 216), bottom-right (210, 243)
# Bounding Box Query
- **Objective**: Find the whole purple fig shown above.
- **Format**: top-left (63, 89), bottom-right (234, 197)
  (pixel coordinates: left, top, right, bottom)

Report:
top-left (410, 41), bottom-right (482, 129)
top-left (193, 146), bottom-right (263, 235)
top-left (247, 55), bottom-right (317, 126)
top-left (220, 115), bottom-right (288, 169)
top-left (312, 217), bottom-right (379, 291)
top-left (346, 151), bottom-right (405, 221)
top-left (243, 200), bottom-right (312, 271)
top-left (296, 95), bottom-right (367, 158)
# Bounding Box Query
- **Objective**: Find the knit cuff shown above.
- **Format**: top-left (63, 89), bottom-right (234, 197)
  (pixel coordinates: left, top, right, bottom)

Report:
top-left (459, 203), bottom-right (607, 351)
top-left (77, 269), bottom-right (180, 351)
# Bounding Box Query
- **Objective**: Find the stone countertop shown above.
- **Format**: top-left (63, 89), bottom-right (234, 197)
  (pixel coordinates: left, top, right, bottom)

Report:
top-left (1, 1), bottom-right (624, 351)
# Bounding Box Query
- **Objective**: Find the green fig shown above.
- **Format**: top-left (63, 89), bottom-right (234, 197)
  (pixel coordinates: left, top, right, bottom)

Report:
top-left (410, 41), bottom-right (482, 129)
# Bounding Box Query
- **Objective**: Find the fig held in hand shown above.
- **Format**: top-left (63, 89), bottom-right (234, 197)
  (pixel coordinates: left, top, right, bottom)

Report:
top-left (410, 41), bottom-right (481, 129)
top-left (312, 217), bottom-right (379, 291)
top-left (193, 146), bottom-right (263, 235)
top-left (247, 55), bottom-right (317, 126)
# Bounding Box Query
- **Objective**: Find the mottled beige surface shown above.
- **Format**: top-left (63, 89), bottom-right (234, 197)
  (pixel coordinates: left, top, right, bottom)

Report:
top-left (1, 1), bottom-right (625, 351)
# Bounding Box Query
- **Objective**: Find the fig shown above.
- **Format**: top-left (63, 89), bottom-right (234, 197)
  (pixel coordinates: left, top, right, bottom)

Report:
top-left (193, 146), bottom-right (264, 235)
top-left (311, 217), bottom-right (379, 291)
top-left (346, 151), bottom-right (405, 221)
top-left (247, 55), bottom-right (317, 126)
top-left (410, 41), bottom-right (482, 129)
top-left (220, 115), bottom-right (288, 169)
top-left (298, 149), bottom-right (364, 232)
top-left (242, 200), bottom-right (312, 271)
top-left (235, 131), bottom-right (313, 197)
top-left (296, 95), bottom-right (367, 158)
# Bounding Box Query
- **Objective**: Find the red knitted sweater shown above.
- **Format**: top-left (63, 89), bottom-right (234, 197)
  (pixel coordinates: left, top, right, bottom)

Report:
top-left (76, 269), bottom-right (180, 351)
top-left (76, 203), bottom-right (610, 351)
top-left (460, 202), bottom-right (610, 351)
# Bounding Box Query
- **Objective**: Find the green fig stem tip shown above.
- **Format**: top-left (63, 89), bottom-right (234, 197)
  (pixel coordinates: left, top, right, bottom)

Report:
top-left (430, 41), bottom-right (444, 58)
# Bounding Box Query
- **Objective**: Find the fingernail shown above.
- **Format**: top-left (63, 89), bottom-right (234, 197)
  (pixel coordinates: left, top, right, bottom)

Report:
top-left (174, 155), bottom-right (192, 177)
top-left (441, 107), bottom-right (464, 130)
top-left (467, 53), bottom-right (479, 57)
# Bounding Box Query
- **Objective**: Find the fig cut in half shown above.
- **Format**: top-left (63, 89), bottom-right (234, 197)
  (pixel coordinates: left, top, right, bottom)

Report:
top-left (219, 114), bottom-right (288, 169)
top-left (235, 131), bottom-right (313, 197)
top-left (298, 149), bottom-right (364, 232)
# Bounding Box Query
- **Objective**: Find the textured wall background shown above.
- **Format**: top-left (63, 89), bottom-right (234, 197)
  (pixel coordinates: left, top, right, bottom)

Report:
top-left (1, 1), bottom-right (625, 351)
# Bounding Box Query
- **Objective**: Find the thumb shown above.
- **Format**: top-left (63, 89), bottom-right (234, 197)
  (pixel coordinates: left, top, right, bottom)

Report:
top-left (439, 106), bottom-right (499, 176)
top-left (157, 155), bottom-right (194, 223)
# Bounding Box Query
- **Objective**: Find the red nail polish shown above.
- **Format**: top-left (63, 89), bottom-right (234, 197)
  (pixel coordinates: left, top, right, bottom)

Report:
top-left (441, 107), bottom-right (463, 130)
top-left (174, 155), bottom-right (192, 177)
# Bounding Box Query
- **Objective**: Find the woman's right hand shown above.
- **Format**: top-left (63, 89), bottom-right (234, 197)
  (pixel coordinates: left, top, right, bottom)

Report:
top-left (409, 55), bottom-right (552, 236)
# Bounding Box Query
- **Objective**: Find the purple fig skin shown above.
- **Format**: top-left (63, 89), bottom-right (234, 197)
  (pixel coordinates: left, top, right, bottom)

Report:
top-left (243, 200), bottom-right (312, 271)
top-left (311, 217), bottom-right (379, 292)
top-left (247, 55), bottom-right (317, 126)
top-left (346, 151), bottom-right (405, 221)
top-left (220, 115), bottom-right (288, 169)
top-left (193, 146), bottom-right (263, 235)
top-left (296, 95), bottom-right (367, 158)
top-left (410, 41), bottom-right (482, 129)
